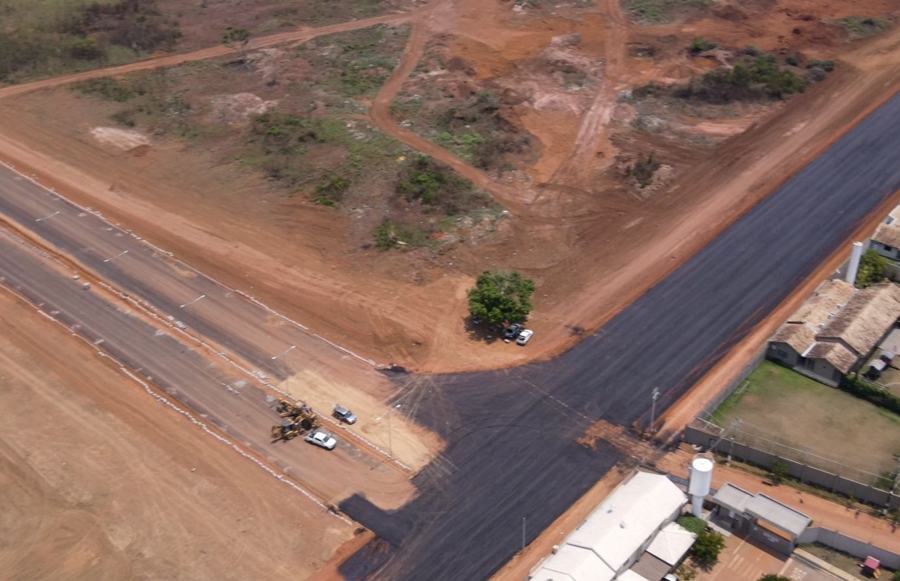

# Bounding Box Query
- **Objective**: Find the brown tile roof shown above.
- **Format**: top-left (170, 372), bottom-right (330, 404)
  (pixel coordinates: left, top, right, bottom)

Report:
top-left (872, 223), bottom-right (900, 250)
top-left (771, 324), bottom-right (816, 355)
top-left (788, 279), bottom-right (855, 326)
top-left (806, 342), bottom-right (858, 373)
top-left (818, 283), bottom-right (900, 356)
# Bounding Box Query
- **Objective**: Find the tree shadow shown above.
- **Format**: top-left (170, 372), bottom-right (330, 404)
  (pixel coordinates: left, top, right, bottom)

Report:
top-left (463, 316), bottom-right (502, 344)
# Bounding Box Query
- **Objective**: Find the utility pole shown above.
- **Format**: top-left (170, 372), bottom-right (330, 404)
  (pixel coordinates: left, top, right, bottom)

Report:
top-left (649, 387), bottom-right (660, 434)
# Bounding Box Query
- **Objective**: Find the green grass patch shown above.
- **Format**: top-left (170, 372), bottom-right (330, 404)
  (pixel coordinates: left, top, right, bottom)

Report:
top-left (842, 16), bottom-right (892, 40)
top-left (677, 515), bottom-right (707, 535)
top-left (623, 0), bottom-right (711, 24)
top-left (431, 90), bottom-right (532, 171)
top-left (297, 25), bottom-right (409, 100)
top-left (711, 361), bottom-right (900, 475)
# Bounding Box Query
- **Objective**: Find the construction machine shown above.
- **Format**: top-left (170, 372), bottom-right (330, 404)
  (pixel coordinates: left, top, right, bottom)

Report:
top-left (273, 399), bottom-right (322, 436)
top-left (271, 419), bottom-right (301, 442)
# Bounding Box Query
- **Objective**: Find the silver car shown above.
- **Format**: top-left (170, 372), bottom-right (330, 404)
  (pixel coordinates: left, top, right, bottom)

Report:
top-left (516, 329), bottom-right (534, 346)
top-left (304, 429), bottom-right (337, 450)
top-left (333, 404), bottom-right (357, 424)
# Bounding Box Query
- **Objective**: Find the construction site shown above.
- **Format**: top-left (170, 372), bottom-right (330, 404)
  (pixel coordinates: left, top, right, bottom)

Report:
top-left (2, 0), bottom-right (900, 580)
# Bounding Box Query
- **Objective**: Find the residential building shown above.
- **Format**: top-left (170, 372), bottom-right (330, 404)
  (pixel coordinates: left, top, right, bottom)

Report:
top-left (768, 281), bottom-right (900, 386)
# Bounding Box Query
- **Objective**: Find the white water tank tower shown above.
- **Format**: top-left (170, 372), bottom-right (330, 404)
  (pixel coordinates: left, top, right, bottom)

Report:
top-left (846, 241), bottom-right (864, 285)
top-left (688, 455), bottom-right (714, 518)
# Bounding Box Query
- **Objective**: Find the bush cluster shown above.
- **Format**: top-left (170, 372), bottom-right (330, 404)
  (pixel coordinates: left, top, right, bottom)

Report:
top-left (396, 155), bottom-right (489, 215)
top-left (438, 91), bottom-right (531, 170)
top-left (840, 375), bottom-right (900, 415)
top-left (627, 153), bottom-right (661, 188)
top-left (677, 55), bottom-right (806, 103)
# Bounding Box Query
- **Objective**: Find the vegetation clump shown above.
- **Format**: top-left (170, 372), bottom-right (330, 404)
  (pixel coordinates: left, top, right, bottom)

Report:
top-left (855, 249), bottom-right (888, 288)
top-left (627, 153), bottom-right (662, 188)
top-left (468, 270), bottom-right (536, 325)
top-left (436, 91), bottom-right (532, 170)
top-left (624, 0), bottom-right (710, 23)
top-left (691, 529), bottom-right (726, 567)
top-left (396, 155), bottom-right (489, 215)
top-left (677, 54), bottom-right (807, 103)
top-left (842, 16), bottom-right (892, 40)
top-left (676, 515), bottom-right (707, 535)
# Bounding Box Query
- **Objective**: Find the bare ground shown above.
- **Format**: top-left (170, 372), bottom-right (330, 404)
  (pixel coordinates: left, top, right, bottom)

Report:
top-left (0, 290), bottom-right (354, 581)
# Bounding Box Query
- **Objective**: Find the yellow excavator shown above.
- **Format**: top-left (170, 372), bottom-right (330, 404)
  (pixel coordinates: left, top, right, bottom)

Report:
top-left (272, 399), bottom-right (321, 441)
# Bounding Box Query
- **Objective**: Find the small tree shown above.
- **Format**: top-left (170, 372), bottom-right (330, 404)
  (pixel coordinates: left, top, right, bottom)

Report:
top-left (759, 576), bottom-right (790, 581)
top-left (856, 249), bottom-right (888, 288)
top-left (691, 529), bottom-right (726, 567)
top-left (771, 459), bottom-right (788, 485)
top-left (467, 270), bottom-right (536, 325)
top-left (893, 570), bottom-right (900, 581)
top-left (223, 26), bottom-right (251, 64)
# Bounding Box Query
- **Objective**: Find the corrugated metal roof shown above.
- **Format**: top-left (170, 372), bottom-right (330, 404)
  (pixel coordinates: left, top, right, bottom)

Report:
top-left (629, 551), bottom-right (671, 581)
top-left (530, 544), bottom-right (614, 581)
top-left (712, 483), bottom-right (754, 514)
top-left (617, 570), bottom-right (652, 581)
top-left (567, 472), bottom-right (686, 572)
top-left (745, 493), bottom-right (811, 539)
top-left (646, 522), bottom-right (697, 566)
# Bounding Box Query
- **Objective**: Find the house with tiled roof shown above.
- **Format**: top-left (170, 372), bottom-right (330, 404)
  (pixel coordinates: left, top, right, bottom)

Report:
top-left (768, 281), bottom-right (900, 386)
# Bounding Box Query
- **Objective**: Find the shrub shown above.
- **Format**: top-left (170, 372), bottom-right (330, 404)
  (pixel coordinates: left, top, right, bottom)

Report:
top-left (314, 174), bottom-right (349, 206)
top-left (678, 55), bottom-right (806, 103)
top-left (839, 374), bottom-right (900, 415)
top-left (856, 249), bottom-right (887, 287)
top-left (627, 153), bottom-right (661, 188)
top-left (373, 219), bottom-right (430, 250)
top-left (677, 515), bottom-right (707, 535)
top-left (691, 529), bottom-right (726, 567)
top-left (73, 78), bottom-right (134, 102)
top-left (689, 37), bottom-right (717, 54)
top-left (784, 53), bottom-right (799, 67)
top-left (759, 576), bottom-right (790, 581)
top-left (771, 459), bottom-right (788, 484)
top-left (70, 37), bottom-right (103, 60)
top-left (396, 155), bottom-right (488, 215)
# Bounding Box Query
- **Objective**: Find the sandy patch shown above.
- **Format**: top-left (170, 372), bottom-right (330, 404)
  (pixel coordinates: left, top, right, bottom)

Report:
top-left (90, 127), bottom-right (150, 151)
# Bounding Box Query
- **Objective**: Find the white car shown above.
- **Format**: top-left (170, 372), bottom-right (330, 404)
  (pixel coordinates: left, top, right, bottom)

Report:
top-left (516, 329), bottom-right (533, 346)
top-left (304, 429), bottom-right (337, 450)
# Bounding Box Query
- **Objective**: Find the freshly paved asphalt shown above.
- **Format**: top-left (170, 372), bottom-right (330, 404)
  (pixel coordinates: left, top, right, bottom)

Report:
top-left (2, 90), bottom-right (900, 581)
top-left (339, 92), bottom-right (900, 581)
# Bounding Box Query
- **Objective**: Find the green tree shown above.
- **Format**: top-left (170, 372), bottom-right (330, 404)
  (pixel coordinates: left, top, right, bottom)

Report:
top-left (467, 270), bottom-right (536, 325)
top-left (223, 26), bottom-right (251, 64)
top-left (893, 569), bottom-right (900, 581)
top-left (758, 576), bottom-right (790, 581)
top-left (771, 459), bottom-right (788, 484)
top-left (691, 529), bottom-right (726, 567)
top-left (856, 249), bottom-right (888, 288)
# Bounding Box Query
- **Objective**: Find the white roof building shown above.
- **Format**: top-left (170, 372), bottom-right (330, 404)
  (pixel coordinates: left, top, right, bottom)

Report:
top-left (530, 472), bottom-right (688, 581)
top-left (646, 522), bottom-right (697, 566)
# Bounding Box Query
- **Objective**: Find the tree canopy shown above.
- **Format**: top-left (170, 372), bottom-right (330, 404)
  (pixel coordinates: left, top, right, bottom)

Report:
top-left (691, 529), bottom-right (726, 567)
top-left (758, 576), bottom-right (790, 581)
top-left (856, 249), bottom-right (888, 288)
top-left (467, 270), bottom-right (535, 325)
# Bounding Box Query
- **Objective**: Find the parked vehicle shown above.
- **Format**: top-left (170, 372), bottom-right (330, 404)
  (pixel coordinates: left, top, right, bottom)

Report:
top-left (516, 329), bottom-right (534, 346)
top-left (333, 404), bottom-right (357, 425)
top-left (305, 429), bottom-right (337, 450)
top-left (503, 323), bottom-right (523, 342)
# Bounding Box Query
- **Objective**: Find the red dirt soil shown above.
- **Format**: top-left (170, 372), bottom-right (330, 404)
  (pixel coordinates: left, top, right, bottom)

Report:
top-left (0, 290), bottom-right (353, 580)
top-left (0, 0), bottom-right (899, 379)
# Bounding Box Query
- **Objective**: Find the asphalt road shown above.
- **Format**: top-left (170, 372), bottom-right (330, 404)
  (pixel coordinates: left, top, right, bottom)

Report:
top-left (0, 227), bottom-right (408, 507)
top-left (337, 92), bottom-right (900, 581)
